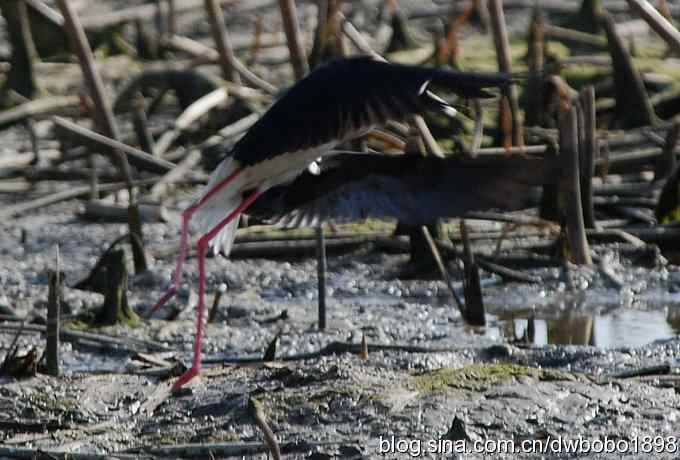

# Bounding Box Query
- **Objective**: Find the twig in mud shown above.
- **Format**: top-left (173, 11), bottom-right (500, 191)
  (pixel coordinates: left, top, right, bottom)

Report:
top-left (248, 396), bottom-right (281, 459)
top-left (204, 341), bottom-right (461, 365)
top-left (207, 283), bottom-right (227, 324)
top-left (51, 116), bottom-right (179, 175)
top-left (421, 225), bottom-right (466, 316)
top-left (80, 201), bottom-right (168, 223)
top-left (476, 257), bottom-right (542, 283)
top-left (464, 211), bottom-right (559, 230)
top-left (0, 322), bottom-right (167, 353)
top-left (0, 447), bottom-right (145, 460)
top-left (0, 178), bottom-right (160, 219)
top-left (0, 95), bottom-right (81, 130)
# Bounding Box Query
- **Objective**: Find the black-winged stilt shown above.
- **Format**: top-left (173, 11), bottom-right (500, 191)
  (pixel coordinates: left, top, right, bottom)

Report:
top-left (151, 56), bottom-right (514, 389)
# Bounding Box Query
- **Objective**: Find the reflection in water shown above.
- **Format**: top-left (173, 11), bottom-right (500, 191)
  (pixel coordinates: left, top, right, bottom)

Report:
top-left (499, 308), bottom-right (678, 348)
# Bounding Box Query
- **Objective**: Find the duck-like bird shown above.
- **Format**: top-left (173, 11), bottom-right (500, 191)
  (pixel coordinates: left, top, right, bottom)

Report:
top-left (151, 56), bottom-right (514, 389)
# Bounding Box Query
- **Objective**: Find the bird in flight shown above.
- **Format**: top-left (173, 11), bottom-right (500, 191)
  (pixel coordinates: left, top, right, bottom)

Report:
top-left (150, 56), bottom-right (515, 390)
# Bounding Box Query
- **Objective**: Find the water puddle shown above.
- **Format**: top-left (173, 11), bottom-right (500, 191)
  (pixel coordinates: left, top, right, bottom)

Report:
top-left (472, 289), bottom-right (680, 348)
top-left (399, 285), bottom-right (680, 348)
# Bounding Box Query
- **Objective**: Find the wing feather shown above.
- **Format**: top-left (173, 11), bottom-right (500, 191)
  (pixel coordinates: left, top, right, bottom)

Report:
top-left (249, 154), bottom-right (555, 227)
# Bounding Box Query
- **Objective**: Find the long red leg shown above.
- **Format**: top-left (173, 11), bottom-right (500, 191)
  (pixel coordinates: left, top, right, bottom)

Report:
top-left (148, 167), bottom-right (244, 316)
top-left (172, 187), bottom-right (263, 390)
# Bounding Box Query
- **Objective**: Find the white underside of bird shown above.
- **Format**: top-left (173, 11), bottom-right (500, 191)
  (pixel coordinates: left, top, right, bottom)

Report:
top-left (192, 142), bottom-right (337, 255)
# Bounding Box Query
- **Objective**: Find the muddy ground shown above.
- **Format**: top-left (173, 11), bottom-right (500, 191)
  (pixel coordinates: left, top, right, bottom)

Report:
top-left (2, 0), bottom-right (680, 459)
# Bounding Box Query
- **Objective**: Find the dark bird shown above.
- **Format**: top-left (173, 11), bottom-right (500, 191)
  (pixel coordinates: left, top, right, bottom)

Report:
top-left (150, 56), bottom-right (514, 389)
top-left (248, 153), bottom-right (557, 227)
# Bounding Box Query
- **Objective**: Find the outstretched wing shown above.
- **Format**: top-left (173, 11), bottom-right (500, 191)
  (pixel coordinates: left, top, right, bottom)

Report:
top-left (248, 153), bottom-right (555, 227)
top-left (231, 57), bottom-right (514, 167)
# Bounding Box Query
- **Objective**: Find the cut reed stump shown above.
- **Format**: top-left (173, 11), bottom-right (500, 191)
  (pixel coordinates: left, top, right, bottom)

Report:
top-left (601, 11), bottom-right (658, 128)
top-left (558, 105), bottom-right (592, 265)
top-left (46, 269), bottom-right (63, 377)
top-left (459, 221), bottom-right (486, 326)
top-left (93, 249), bottom-right (140, 326)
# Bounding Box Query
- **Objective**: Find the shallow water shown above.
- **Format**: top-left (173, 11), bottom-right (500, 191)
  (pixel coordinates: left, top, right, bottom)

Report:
top-left (415, 287), bottom-right (680, 349)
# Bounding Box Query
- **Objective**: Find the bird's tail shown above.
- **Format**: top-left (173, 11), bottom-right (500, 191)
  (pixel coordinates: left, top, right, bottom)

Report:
top-left (193, 158), bottom-right (244, 256)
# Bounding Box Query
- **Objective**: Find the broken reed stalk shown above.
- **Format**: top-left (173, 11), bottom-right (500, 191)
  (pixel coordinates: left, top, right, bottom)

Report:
top-left (656, 118), bottom-right (680, 180)
top-left (626, 0), bottom-right (680, 55)
top-left (56, 0), bottom-right (147, 271)
top-left (248, 397), bottom-right (282, 460)
top-left (204, 0), bottom-right (241, 83)
top-left (207, 283), bottom-right (226, 323)
top-left (360, 332), bottom-right (368, 360)
top-left (601, 11), bottom-right (657, 128)
top-left (525, 7), bottom-right (545, 127)
top-left (579, 86), bottom-right (597, 228)
top-left (420, 226), bottom-right (465, 317)
top-left (559, 105), bottom-right (593, 265)
top-left (459, 220), bottom-right (486, 327)
top-left (316, 225), bottom-right (327, 331)
top-left (51, 116), bottom-right (178, 174)
top-left (132, 94), bottom-right (156, 156)
top-left (278, 0), bottom-right (309, 80)
top-left (487, 0), bottom-right (523, 146)
top-left (46, 247), bottom-right (62, 377)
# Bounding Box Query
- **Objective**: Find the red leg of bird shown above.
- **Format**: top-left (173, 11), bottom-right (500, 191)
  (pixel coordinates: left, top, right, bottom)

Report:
top-left (172, 187), bottom-right (264, 390)
top-left (149, 167), bottom-right (244, 316)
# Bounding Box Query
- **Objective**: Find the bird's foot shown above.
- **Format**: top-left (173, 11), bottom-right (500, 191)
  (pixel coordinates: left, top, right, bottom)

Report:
top-left (172, 365), bottom-right (200, 391)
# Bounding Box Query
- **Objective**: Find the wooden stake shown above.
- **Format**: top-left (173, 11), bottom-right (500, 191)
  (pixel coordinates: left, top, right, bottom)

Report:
top-left (316, 225), bottom-right (327, 331)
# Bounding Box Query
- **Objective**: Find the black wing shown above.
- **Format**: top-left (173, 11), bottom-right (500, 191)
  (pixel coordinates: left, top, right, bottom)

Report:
top-left (248, 153), bottom-right (557, 227)
top-left (231, 56), bottom-right (514, 167)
